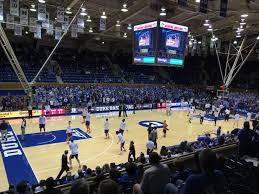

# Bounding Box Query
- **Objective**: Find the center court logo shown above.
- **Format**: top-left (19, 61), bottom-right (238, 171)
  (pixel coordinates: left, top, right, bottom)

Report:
top-left (138, 120), bottom-right (164, 128)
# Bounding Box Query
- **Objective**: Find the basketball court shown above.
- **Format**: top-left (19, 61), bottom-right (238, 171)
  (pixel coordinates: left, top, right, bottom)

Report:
top-left (0, 109), bottom-right (244, 192)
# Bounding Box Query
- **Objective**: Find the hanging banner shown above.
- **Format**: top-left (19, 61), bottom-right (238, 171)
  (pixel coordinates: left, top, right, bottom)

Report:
top-left (42, 12), bottom-right (49, 28)
top-left (99, 18), bottom-right (106, 31)
top-left (46, 20), bottom-right (53, 35)
top-left (199, 0), bottom-right (208, 14)
top-left (71, 24), bottom-right (77, 38)
top-left (6, 14), bottom-right (14, 29)
top-left (20, 8), bottom-right (28, 25)
top-left (220, 0), bottom-right (228, 17)
top-left (56, 6), bottom-right (64, 22)
top-left (10, 0), bottom-right (19, 16)
top-left (62, 15), bottom-right (69, 32)
top-left (34, 25), bottom-right (41, 39)
top-left (29, 17), bottom-right (37, 32)
top-left (38, 3), bottom-right (46, 21)
top-left (55, 27), bottom-right (62, 40)
top-left (0, 2), bottom-right (4, 21)
top-left (178, 0), bottom-right (187, 6)
top-left (14, 23), bottom-right (22, 36)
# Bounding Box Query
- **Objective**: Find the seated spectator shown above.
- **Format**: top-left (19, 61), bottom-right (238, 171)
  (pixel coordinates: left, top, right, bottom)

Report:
top-left (109, 167), bottom-right (121, 183)
top-left (160, 146), bottom-right (168, 157)
top-left (137, 152), bottom-right (147, 164)
top-left (97, 179), bottom-right (120, 194)
top-left (74, 168), bottom-right (84, 179)
top-left (95, 166), bottom-right (106, 185)
top-left (86, 168), bottom-right (93, 177)
top-left (61, 171), bottom-right (74, 184)
top-left (8, 183), bottom-right (14, 194)
top-left (119, 162), bottom-right (138, 191)
top-left (16, 181), bottom-right (33, 194)
top-left (41, 177), bottom-right (62, 194)
top-left (102, 163), bottom-right (110, 174)
top-left (69, 179), bottom-right (89, 194)
top-left (133, 152), bottom-right (170, 194)
top-left (34, 180), bottom-right (46, 193)
top-left (82, 165), bottom-right (88, 176)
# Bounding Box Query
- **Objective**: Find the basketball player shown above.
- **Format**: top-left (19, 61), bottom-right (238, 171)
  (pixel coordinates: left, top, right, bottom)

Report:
top-left (20, 117), bottom-right (26, 141)
top-left (163, 120), bottom-right (169, 138)
top-left (28, 104), bottom-right (33, 119)
top-left (166, 101), bottom-right (171, 116)
top-left (39, 114), bottom-right (46, 133)
top-left (116, 131), bottom-right (126, 153)
top-left (119, 119), bottom-right (127, 135)
top-left (69, 139), bottom-right (81, 169)
top-left (225, 108), bottom-right (230, 121)
top-left (82, 108), bottom-right (87, 124)
top-left (233, 112), bottom-right (240, 128)
top-left (104, 118), bottom-right (110, 139)
top-left (85, 110), bottom-right (91, 133)
top-left (188, 107), bottom-right (194, 123)
top-left (66, 121), bottom-right (73, 143)
top-left (214, 110), bottom-right (219, 126)
top-left (200, 110), bottom-right (206, 125)
top-left (246, 112), bottom-right (252, 122)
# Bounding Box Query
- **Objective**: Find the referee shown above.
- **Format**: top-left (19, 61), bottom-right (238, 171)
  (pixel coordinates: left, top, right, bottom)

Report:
top-left (56, 150), bottom-right (69, 180)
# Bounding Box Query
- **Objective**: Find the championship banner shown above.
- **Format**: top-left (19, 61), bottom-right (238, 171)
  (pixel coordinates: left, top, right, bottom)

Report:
top-left (42, 12), bottom-right (49, 28)
top-left (34, 25), bottom-right (41, 39)
top-left (220, 0), bottom-right (228, 17)
top-left (99, 17), bottom-right (106, 31)
top-left (178, 0), bottom-right (187, 6)
top-left (29, 17), bottom-right (37, 32)
top-left (62, 15), bottom-right (69, 32)
top-left (46, 20), bottom-right (53, 35)
top-left (14, 23), bottom-right (22, 36)
top-left (38, 3), bottom-right (46, 21)
top-left (55, 27), bottom-right (62, 40)
top-left (10, 0), bottom-right (19, 16)
top-left (71, 24), bottom-right (77, 38)
top-left (0, 2), bottom-right (4, 21)
top-left (199, 0), bottom-right (208, 14)
top-left (77, 15), bottom-right (84, 33)
top-left (20, 8), bottom-right (28, 25)
top-left (56, 6), bottom-right (64, 22)
top-left (6, 14), bottom-right (14, 29)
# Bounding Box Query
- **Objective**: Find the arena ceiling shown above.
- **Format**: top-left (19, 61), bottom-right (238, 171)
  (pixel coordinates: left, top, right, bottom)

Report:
top-left (2, 0), bottom-right (259, 47)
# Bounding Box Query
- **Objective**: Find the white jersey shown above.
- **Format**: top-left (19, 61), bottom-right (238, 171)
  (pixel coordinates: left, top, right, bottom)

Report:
top-left (225, 109), bottom-right (230, 115)
top-left (219, 104), bottom-right (224, 110)
top-left (200, 111), bottom-right (206, 117)
top-left (117, 133), bottom-right (125, 143)
top-left (205, 103), bottom-right (211, 109)
top-left (212, 105), bottom-right (216, 112)
top-left (120, 122), bottom-right (126, 131)
top-left (214, 111), bottom-right (219, 118)
top-left (146, 140), bottom-right (154, 150)
top-left (85, 112), bottom-right (91, 122)
top-left (69, 142), bottom-right (78, 155)
top-left (82, 109), bottom-right (87, 116)
top-left (21, 120), bottom-right (26, 128)
top-left (234, 114), bottom-right (240, 121)
top-left (189, 109), bottom-right (194, 117)
top-left (104, 121), bottom-right (109, 130)
top-left (39, 116), bottom-right (46, 125)
top-left (66, 124), bottom-right (72, 134)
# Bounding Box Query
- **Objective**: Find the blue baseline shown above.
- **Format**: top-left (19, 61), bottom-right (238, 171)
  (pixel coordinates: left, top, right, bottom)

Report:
top-left (17, 128), bottom-right (91, 148)
top-left (0, 126), bottom-right (38, 190)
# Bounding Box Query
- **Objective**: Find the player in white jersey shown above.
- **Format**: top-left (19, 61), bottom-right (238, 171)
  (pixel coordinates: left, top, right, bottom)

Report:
top-left (200, 110), bottom-right (206, 125)
top-left (20, 117), bottom-right (26, 141)
top-left (82, 108), bottom-right (87, 124)
top-left (116, 131), bottom-right (126, 153)
top-left (188, 107), bottom-right (194, 123)
top-left (85, 111), bottom-right (91, 133)
top-left (104, 118), bottom-right (110, 139)
top-left (119, 119), bottom-right (127, 135)
top-left (246, 112), bottom-right (252, 121)
top-left (205, 103), bottom-right (211, 114)
top-left (39, 114), bottom-right (46, 133)
top-left (214, 111), bottom-right (219, 126)
top-left (233, 113), bottom-right (240, 128)
top-left (69, 139), bottom-right (81, 168)
top-left (66, 121), bottom-right (73, 143)
top-left (225, 109), bottom-right (230, 121)
top-left (166, 101), bottom-right (171, 116)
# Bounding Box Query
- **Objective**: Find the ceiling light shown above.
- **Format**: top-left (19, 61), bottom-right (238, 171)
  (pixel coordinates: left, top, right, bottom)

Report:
top-left (30, 4), bottom-right (37, 12)
top-left (233, 40), bottom-right (237, 44)
top-left (207, 28), bottom-right (213, 31)
top-left (121, 3), bottom-right (128, 12)
top-left (89, 27), bottom-right (93, 33)
top-left (38, 0), bottom-right (46, 3)
top-left (257, 36), bottom-right (259, 40)
top-left (101, 11), bottom-right (107, 19)
top-left (241, 14), bottom-right (248, 18)
top-left (25, 31), bottom-right (28, 34)
top-left (236, 35), bottom-right (241, 38)
top-left (203, 19), bottom-right (210, 26)
top-left (86, 16), bottom-right (92, 22)
top-left (160, 7), bottom-right (166, 16)
top-left (80, 8), bottom-right (87, 16)
top-left (240, 22), bottom-right (246, 25)
top-left (65, 8), bottom-right (72, 14)
top-left (102, 41), bottom-right (105, 44)
top-left (195, 0), bottom-right (200, 2)
top-left (198, 41), bottom-right (202, 44)
top-left (127, 24), bottom-right (132, 30)
top-left (116, 20), bottom-right (120, 27)
top-left (123, 32), bottom-right (127, 38)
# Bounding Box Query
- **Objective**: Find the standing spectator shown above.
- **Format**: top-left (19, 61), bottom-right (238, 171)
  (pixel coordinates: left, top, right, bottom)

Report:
top-left (0, 119), bottom-right (9, 141)
top-left (216, 126), bottom-right (222, 137)
top-left (133, 152), bottom-right (170, 194)
top-left (56, 150), bottom-right (70, 180)
top-left (118, 104), bottom-right (122, 117)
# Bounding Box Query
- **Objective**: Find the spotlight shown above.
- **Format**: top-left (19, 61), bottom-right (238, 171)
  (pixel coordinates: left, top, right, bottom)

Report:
top-left (121, 3), bottom-right (128, 12)
top-left (123, 32), bottom-right (127, 38)
top-left (233, 40), bottom-right (237, 44)
top-left (102, 41), bottom-right (105, 44)
top-left (80, 8), bottom-right (87, 16)
top-left (127, 24), bottom-right (132, 30)
top-left (38, 0), bottom-right (46, 3)
top-left (116, 20), bottom-right (120, 27)
top-left (65, 8), bottom-right (72, 14)
top-left (86, 16), bottom-right (92, 22)
top-left (101, 11), bottom-right (107, 19)
top-left (30, 4), bottom-right (37, 12)
top-left (257, 36), bottom-right (259, 40)
top-left (241, 14), bottom-right (248, 18)
top-left (203, 19), bottom-right (210, 27)
top-left (89, 27), bottom-right (93, 33)
top-left (160, 7), bottom-right (166, 16)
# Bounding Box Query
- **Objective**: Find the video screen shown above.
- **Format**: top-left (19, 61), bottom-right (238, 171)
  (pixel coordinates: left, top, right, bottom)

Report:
top-left (138, 30), bottom-right (150, 47)
top-left (166, 32), bottom-right (181, 48)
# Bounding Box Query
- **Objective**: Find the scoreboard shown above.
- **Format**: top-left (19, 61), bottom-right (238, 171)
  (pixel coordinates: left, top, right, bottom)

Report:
top-left (133, 21), bottom-right (188, 67)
